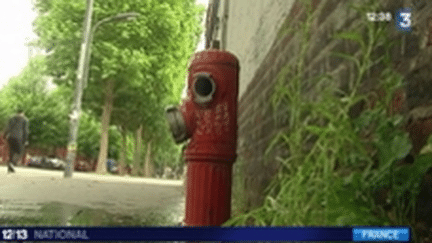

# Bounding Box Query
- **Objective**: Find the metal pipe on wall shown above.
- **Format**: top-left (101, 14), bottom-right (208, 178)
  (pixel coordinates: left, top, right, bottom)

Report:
top-left (221, 0), bottom-right (229, 50)
top-left (205, 0), bottom-right (220, 49)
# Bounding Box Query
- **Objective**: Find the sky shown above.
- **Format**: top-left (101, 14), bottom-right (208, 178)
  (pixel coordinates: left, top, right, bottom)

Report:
top-left (0, 0), bottom-right (209, 89)
top-left (0, 0), bottom-right (38, 88)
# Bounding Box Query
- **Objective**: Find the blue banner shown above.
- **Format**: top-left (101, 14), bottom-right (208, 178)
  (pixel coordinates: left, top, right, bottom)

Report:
top-left (353, 227), bottom-right (410, 242)
top-left (0, 226), bottom-right (410, 241)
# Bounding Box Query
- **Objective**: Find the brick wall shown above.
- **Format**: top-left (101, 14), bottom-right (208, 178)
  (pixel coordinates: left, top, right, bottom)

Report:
top-left (236, 0), bottom-right (432, 211)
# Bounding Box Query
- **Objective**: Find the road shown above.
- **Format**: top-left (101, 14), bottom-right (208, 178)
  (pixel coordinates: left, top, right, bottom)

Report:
top-left (0, 166), bottom-right (185, 226)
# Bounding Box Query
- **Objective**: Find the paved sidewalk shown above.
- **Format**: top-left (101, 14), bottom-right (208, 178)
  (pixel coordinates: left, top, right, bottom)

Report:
top-left (0, 166), bottom-right (185, 216)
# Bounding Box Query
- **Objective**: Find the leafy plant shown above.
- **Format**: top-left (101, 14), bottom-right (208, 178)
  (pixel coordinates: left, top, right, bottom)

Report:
top-left (226, 0), bottom-right (422, 230)
top-left (32, 0), bottom-right (204, 173)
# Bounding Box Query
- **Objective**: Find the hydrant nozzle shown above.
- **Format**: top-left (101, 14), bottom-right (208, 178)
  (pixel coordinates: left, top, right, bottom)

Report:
top-left (165, 106), bottom-right (188, 144)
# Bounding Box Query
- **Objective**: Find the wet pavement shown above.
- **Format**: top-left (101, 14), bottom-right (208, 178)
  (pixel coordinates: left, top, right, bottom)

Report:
top-left (0, 166), bottom-right (185, 227)
top-left (0, 200), bottom-right (184, 226)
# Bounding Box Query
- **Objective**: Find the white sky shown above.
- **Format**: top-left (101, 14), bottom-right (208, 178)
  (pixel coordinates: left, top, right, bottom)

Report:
top-left (0, 0), bottom-right (209, 89)
top-left (0, 0), bottom-right (37, 88)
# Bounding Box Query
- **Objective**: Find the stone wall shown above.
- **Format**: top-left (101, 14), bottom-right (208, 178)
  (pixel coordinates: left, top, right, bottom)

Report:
top-left (235, 0), bottom-right (432, 210)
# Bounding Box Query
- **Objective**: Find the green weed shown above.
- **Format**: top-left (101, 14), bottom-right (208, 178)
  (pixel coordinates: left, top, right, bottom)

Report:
top-left (226, 0), bottom-right (428, 233)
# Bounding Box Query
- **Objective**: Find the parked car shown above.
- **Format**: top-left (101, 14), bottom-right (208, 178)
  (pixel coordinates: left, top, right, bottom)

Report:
top-left (107, 159), bottom-right (119, 174)
top-left (27, 156), bottom-right (45, 168)
top-left (27, 156), bottom-right (65, 170)
top-left (75, 161), bottom-right (92, 172)
top-left (47, 158), bottom-right (66, 170)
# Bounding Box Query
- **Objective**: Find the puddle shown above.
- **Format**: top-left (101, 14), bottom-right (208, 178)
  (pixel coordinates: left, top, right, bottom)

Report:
top-left (0, 199), bottom-right (184, 227)
top-left (0, 199), bottom-right (186, 242)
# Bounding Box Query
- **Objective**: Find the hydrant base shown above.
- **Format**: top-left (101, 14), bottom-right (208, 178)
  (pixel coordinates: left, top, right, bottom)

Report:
top-left (184, 161), bottom-right (233, 226)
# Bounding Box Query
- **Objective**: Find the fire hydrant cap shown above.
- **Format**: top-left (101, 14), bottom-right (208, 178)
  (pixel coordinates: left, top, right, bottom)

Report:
top-left (165, 106), bottom-right (188, 144)
top-left (189, 50), bottom-right (239, 68)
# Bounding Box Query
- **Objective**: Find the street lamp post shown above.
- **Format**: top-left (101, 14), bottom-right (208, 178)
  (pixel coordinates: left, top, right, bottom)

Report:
top-left (64, 0), bottom-right (94, 178)
top-left (64, 11), bottom-right (140, 178)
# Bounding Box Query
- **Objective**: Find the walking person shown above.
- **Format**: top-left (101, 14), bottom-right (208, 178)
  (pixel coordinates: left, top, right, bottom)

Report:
top-left (3, 109), bottom-right (29, 173)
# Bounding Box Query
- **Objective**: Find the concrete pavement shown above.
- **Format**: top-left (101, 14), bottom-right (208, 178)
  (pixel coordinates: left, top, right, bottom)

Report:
top-left (0, 166), bottom-right (185, 221)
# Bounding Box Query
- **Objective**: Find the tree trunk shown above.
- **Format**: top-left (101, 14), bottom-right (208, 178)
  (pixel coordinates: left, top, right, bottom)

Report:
top-left (144, 140), bottom-right (152, 177)
top-left (133, 125), bottom-right (143, 176)
top-left (95, 79), bottom-right (115, 174)
top-left (119, 126), bottom-right (127, 175)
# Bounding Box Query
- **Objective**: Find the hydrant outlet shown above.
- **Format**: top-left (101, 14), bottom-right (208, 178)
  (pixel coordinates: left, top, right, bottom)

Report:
top-left (165, 106), bottom-right (188, 144)
top-left (193, 73), bottom-right (216, 105)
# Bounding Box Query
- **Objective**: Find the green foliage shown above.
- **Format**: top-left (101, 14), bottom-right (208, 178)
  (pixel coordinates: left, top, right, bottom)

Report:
top-left (0, 57), bottom-right (69, 148)
top-left (77, 104), bottom-right (121, 160)
top-left (33, 0), bottom-right (203, 117)
top-left (108, 126), bottom-right (122, 159)
top-left (124, 132), bottom-right (136, 165)
top-left (77, 112), bottom-right (101, 159)
top-left (231, 157), bottom-right (249, 219)
top-left (325, 108), bottom-right (413, 226)
top-left (0, 56), bottom-right (119, 159)
top-left (33, 0), bottom-right (204, 169)
top-left (226, 0), bottom-right (423, 229)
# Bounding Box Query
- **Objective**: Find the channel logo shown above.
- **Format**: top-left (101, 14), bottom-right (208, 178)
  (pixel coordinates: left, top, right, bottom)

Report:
top-left (353, 227), bottom-right (410, 242)
top-left (395, 8), bottom-right (412, 33)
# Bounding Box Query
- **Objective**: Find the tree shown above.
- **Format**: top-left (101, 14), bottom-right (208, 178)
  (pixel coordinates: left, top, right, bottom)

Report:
top-left (133, 125), bottom-right (143, 176)
top-left (0, 56), bottom-right (118, 162)
top-left (33, 0), bottom-right (204, 174)
top-left (0, 56), bottom-right (70, 148)
top-left (117, 125), bottom-right (128, 174)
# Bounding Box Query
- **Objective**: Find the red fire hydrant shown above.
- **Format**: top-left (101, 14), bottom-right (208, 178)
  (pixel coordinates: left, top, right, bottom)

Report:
top-left (165, 49), bottom-right (239, 226)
